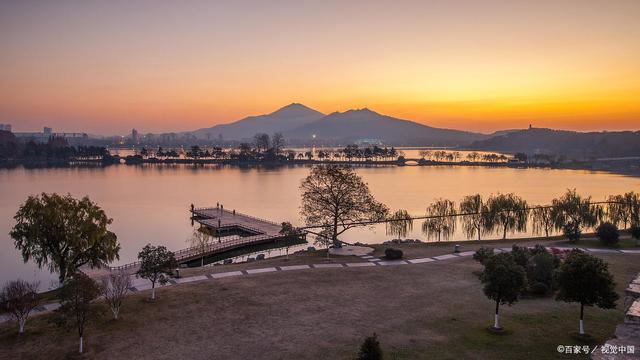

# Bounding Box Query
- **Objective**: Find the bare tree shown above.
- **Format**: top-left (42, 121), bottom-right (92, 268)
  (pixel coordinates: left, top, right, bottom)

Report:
top-left (189, 229), bottom-right (214, 267)
top-left (0, 279), bottom-right (39, 334)
top-left (56, 273), bottom-right (102, 354)
top-left (271, 133), bottom-right (285, 155)
top-left (100, 271), bottom-right (131, 320)
top-left (459, 194), bottom-right (487, 241)
top-left (532, 206), bottom-right (554, 238)
top-left (253, 133), bottom-right (270, 153)
top-left (314, 229), bottom-right (334, 258)
top-left (422, 199), bottom-right (457, 241)
top-left (300, 165), bottom-right (388, 247)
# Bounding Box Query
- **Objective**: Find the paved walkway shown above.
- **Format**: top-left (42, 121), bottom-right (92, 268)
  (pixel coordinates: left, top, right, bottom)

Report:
top-left (2, 246), bottom-right (639, 324)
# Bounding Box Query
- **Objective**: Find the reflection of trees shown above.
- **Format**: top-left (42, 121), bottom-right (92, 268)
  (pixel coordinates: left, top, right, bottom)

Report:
top-left (386, 210), bottom-right (414, 238)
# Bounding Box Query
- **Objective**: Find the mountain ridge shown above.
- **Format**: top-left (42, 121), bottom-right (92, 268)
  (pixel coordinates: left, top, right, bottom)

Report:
top-left (188, 103), bottom-right (487, 146)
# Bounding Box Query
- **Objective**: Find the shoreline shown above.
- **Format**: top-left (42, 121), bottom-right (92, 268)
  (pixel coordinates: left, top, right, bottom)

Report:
top-left (2, 158), bottom-right (638, 178)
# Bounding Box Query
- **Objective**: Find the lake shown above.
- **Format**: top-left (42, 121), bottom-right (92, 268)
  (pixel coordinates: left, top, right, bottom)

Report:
top-left (1, 163), bottom-right (638, 290)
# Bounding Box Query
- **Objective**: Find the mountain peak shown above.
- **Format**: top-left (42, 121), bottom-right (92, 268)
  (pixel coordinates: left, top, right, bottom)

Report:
top-left (270, 103), bottom-right (322, 117)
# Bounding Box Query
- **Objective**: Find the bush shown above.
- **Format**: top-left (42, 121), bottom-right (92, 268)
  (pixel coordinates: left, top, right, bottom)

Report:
top-left (529, 282), bottom-right (549, 296)
top-left (596, 222), bottom-right (619, 246)
top-left (472, 247), bottom-right (494, 265)
top-left (526, 251), bottom-right (558, 292)
top-left (563, 221), bottom-right (581, 242)
top-left (357, 333), bottom-right (383, 360)
top-left (511, 245), bottom-right (531, 268)
top-left (384, 248), bottom-right (403, 260)
top-left (631, 225), bottom-right (640, 244)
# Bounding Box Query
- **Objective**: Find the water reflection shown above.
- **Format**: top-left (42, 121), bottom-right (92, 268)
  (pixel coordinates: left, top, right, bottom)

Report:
top-left (1, 163), bottom-right (639, 287)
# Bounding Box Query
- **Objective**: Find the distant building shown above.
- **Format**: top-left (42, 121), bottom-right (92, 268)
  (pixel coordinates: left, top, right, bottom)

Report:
top-left (14, 126), bottom-right (88, 143)
top-left (131, 128), bottom-right (139, 143)
top-left (0, 124), bottom-right (11, 132)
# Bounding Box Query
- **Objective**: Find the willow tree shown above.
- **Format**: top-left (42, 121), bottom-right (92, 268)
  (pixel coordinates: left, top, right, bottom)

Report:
top-left (551, 189), bottom-right (600, 242)
top-left (459, 194), bottom-right (488, 241)
top-left (422, 199), bottom-right (457, 241)
top-left (607, 192), bottom-right (640, 229)
top-left (300, 165), bottom-right (388, 247)
top-left (485, 193), bottom-right (528, 240)
top-left (10, 193), bottom-right (121, 285)
top-left (460, 194), bottom-right (489, 241)
top-left (531, 206), bottom-right (554, 238)
top-left (386, 209), bottom-right (413, 238)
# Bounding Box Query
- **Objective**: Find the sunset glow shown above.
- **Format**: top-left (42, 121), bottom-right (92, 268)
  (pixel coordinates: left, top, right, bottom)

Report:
top-left (1, 0), bottom-right (639, 134)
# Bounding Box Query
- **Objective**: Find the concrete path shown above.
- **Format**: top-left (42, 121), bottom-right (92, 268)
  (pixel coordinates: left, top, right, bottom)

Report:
top-left (1, 245), bottom-right (638, 324)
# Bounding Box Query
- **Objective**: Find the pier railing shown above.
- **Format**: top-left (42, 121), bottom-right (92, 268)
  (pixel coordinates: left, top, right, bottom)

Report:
top-left (109, 233), bottom-right (286, 271)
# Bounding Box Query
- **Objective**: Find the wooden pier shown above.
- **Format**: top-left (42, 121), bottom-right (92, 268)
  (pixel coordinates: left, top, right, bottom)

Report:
top-left (100, 207), bottom-right (299, 275)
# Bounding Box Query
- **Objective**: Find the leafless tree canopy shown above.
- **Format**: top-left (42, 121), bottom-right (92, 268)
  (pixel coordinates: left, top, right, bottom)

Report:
top-left (300, 165), bottom-right (388, 246)
top-left (101, 271), bottom-right (131, 320)
top-left (188, 228), bottom-right (214, 267)
top-left (0, 279), bottom-right (39, 334)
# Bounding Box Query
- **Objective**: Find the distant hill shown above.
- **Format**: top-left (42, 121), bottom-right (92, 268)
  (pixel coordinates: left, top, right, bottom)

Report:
top-left (284, 108), bottom-right (487, 146)
top-left (190, 103), bottom-right (325, 140)
top-left (467, 128), bottom-right (640, 159)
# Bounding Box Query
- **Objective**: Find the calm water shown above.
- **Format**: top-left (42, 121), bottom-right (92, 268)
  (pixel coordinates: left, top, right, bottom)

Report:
top-left (1, 164), bottom-right (639, 289)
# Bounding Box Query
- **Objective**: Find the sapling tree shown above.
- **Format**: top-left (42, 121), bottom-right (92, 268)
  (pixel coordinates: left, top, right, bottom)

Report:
top-left (357, 333), bottom-right (383, 360)
top-left (188, 228), bottom-right (213, 267)
top-left (279, 222), bottom-right (300, 260)
top-left (56, 272), bottom-right (102, 354)
top-left (555, 250), bottom-right (618, 336)
top-left (137, 244), bottom-right (177, 300)
top-left (480, 253), bottom-right (526, 330)
top-left (0, 279), bottom-right (39, 334)
top-left (101, 271), bottom-right (131, 320)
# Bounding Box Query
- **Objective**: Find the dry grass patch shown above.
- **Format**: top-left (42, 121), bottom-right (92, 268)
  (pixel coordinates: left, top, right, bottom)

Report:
top-left (1, 253), bottom-right (637, 360)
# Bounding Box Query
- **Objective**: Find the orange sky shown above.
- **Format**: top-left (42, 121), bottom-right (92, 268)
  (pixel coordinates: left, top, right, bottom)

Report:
top-left (1, 0), bottom-right (639, 135)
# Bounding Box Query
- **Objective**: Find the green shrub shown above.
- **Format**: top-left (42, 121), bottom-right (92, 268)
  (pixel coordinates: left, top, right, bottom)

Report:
top-left (473, 247), bottom-right (494, 265)
top-left (529, 282), bottom-right (549, 296)
top-left (563, 221), bottom-right (581, 242)
top-left (527, 251), bottom-right (558, 291)
top-left (357, 333), bottom-right (383, 360)
top-left (631, 225), bottom-right (640, 244)
top-left (511, 245), bottom-right (531, 268)
top-left (596, 222), bottom-right (619, 247)
top-left (384, 248), bottom-right (403, 260)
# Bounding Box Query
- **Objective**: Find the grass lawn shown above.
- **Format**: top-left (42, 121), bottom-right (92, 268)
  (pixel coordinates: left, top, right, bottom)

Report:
top-left (1, 251), bottom-right (638, 360)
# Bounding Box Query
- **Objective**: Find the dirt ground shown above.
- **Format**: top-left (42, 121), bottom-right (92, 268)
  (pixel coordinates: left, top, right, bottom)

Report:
top-left (1, 251), bottom-right (638, 360)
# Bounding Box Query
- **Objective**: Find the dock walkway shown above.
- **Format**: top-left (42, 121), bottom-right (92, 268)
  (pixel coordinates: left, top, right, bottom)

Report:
top-left (92, 208), bottom-right (289, 275)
